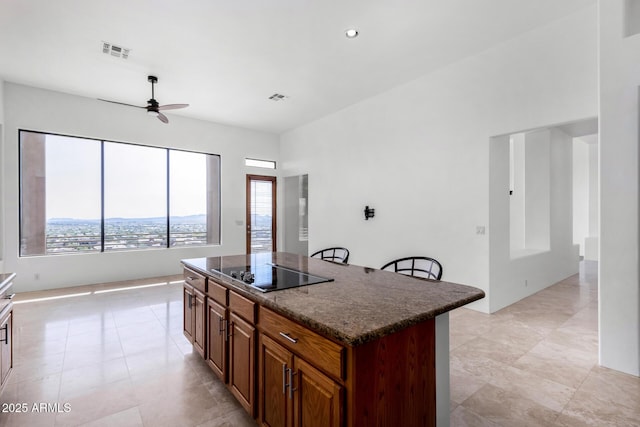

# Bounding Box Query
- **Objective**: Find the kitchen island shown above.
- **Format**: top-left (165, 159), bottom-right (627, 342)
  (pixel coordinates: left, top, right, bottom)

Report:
top-left (182, 253), bottom-right (484, 427)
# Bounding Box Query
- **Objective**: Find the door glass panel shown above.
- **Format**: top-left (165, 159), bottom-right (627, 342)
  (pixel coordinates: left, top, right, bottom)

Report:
top-left (248, 177), bottom-right (275, 253)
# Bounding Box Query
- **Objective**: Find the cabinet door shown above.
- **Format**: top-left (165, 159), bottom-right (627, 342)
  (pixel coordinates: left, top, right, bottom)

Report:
top-left (183, 284), bottom-right (195, 343)
top-left (258, 334), bottom-right (294, 427)
top-left (193, 288), bottom-right (206, 358)
top-left (0, 311), bottom-right (12, 386)
top-left (207, 298), bottom-right (227, 381)
top-left (229, 312), bottom-right (255, 415)
top-left (293, 357), bottom-right (343, 427)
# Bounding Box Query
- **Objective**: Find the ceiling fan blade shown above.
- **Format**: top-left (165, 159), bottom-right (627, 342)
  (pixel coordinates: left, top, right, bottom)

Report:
top-left (157, 103), bottom-right (189, 111)
top-left (157, 112), bottom-right (169, 124)
top-left (98, 99), bottom-right (145, 109)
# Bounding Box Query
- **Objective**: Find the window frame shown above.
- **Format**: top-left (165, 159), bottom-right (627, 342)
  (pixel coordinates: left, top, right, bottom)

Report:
top-left (18, 129), bottom-right (221, 257)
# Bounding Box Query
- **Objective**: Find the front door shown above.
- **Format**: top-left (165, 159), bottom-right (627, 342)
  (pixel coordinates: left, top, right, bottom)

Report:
top-left (246, 175), bottom-right (276, 253)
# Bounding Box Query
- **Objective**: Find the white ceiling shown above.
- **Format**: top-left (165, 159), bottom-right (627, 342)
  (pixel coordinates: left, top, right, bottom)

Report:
top-left (0, 0), bottom-right (595, 134)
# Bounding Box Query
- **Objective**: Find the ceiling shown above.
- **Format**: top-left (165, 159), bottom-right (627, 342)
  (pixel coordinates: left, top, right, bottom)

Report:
top-left (0, 0), bottom-right (595, 134)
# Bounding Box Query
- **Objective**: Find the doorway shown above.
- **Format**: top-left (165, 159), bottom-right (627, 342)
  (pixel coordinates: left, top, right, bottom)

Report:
top-left (246, 175), bottom-right (276, 254)
top-left (283, 174), bottom-right (308, 256)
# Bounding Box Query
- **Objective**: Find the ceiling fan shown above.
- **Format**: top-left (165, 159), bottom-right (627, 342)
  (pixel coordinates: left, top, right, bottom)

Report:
top-left (99, 75), bottom-right (189, 124)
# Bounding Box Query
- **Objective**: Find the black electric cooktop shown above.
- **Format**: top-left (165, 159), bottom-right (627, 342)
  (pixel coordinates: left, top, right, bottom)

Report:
top-left (213, 263), bottom-right (333, 292)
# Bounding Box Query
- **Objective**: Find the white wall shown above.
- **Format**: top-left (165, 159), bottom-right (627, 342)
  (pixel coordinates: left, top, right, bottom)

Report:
top-left (573, 136), bottom-right (599, 260)
top-left (509, 134), bottom-right (526, 252)
top-left (599, 0), bottom-right (640, 376)
top-left (280, 6), bottom-right (597, 313)
top-left (490, 128), bottom-right (579, 312)
top-left (573, 138), bottom-right (590, 256)
top-left (585, 141), bottom-right (599, 260)
top-left (2, 82), bottom-right (279, 293)
top-left (523, 130), bottom-right (552, 252)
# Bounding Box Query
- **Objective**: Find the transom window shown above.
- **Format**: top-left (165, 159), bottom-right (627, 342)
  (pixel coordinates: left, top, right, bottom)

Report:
top-left (19, 130), bottom-right (220, 256)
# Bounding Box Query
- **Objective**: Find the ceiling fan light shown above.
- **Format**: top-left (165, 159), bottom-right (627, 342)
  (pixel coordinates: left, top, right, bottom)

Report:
top-left (148, 110), bottom-right (159, 117)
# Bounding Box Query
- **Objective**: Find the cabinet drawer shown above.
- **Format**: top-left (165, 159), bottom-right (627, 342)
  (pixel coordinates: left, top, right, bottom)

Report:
top-left (229, 291), bottom-right (256, 324)
top-left (259, 307), bottom-right (344, 380)
top-left (207, 279), bottom-right (228, 305)
top-left (184, 268), bottom-right (207, 293)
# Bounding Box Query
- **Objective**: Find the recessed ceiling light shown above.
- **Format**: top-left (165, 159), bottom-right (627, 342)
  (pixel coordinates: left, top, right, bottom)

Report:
top-left (345, 29), bottom-right (359, 39)
top-left (269, 93), bottom-right (288, 101)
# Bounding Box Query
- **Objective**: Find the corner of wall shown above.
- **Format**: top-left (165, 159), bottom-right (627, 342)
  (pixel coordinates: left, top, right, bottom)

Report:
top-left (598, 0), bottom-right (640, 377)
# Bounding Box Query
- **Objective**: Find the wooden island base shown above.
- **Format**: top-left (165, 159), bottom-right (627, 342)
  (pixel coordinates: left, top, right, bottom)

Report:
top-left (348, 319), bottom-right (435, 426)
top-left (181, 253), bottom-right (484, 427)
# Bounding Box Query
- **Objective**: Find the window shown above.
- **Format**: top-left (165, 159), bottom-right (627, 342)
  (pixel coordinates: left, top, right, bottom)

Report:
top-left (170, 150), bottom-right (220, 246)
top-left (19, 130), bottom-right (220, 256)
top-left (104, 142), bottom-right (168, 250)
top-left (245, 158), bottom-right (276, 169)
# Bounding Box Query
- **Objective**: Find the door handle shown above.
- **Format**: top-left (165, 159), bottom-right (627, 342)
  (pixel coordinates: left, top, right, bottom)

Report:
top-left (288, 368), bottom-right (297, 399)
top-left (282, 364), bottom-right (288, 395)
top-left (226, 321), bottom-right (233, 342)
top-left (279, 332), bottom-right (298, 344)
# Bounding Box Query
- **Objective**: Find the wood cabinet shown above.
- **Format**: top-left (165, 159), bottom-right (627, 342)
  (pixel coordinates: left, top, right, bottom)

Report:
top-left (192, 288), bottom-right (206, 358)
top-left (229, 311), bottom-right (256, 414)
top-left (258, 307), bottom-right (344, 427)
top-left (294, 357), bottom-right (342, 427)
top-left (207, 298), bottom-right (227, 380)
top-left (198, 274), bottom-right (257, 417)
top-left (259, 334), bottom-right (293, 427)
top-left (183, 285), bottom-right (195, 343)
top-left (0, 310), bottom-right (12, 388)
top-left (183, 268), bottom-right (207, 358)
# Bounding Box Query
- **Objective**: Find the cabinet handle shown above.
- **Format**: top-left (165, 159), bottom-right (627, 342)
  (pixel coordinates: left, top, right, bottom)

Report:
top-left (3, 294), bottom-right (14, 300)
top-left (187, 276), bottom-right (198, 281)
top-left (218, 316), bottom-right (224, 336)
top-left (1, 324), bottom-right (7, 345)
top-left (288, 368), bottom-right (297, 399)
top-left (279, 332), bottom-right (298, 344)
top-left (188, 294), bottom-right (193, 309)
top-left (282, 364), bottom-right (288, 395)
top-left (226, 321), bottom-right (233, 342)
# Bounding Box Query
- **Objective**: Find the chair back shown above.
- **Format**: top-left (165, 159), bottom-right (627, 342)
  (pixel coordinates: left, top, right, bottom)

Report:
top-left (380, 256), bottom-right (442, 280)
top-left (310, 247), bottom-right (350, 264)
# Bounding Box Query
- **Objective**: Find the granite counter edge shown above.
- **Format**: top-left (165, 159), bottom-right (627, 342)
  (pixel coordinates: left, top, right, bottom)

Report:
top-left (182, 260), bottom-right (484, 347)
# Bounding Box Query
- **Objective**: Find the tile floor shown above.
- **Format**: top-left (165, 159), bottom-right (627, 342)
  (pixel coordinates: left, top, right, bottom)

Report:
top-left (450, 261), bottom-right (640, 426)
top-left (0, 261), bottom-right (637, 426)
top-left (0, 276), bottom-right (254, 427)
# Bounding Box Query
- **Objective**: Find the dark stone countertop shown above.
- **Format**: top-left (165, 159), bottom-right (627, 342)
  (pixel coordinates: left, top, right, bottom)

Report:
top-left (182, 253), bottom-right (484, 347)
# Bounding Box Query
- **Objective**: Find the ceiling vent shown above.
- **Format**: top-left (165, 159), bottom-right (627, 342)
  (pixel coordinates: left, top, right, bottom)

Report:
top-left (268, 93), bottom-right (287, 101)
top-left (102, 42), bottom-right (130, 59)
